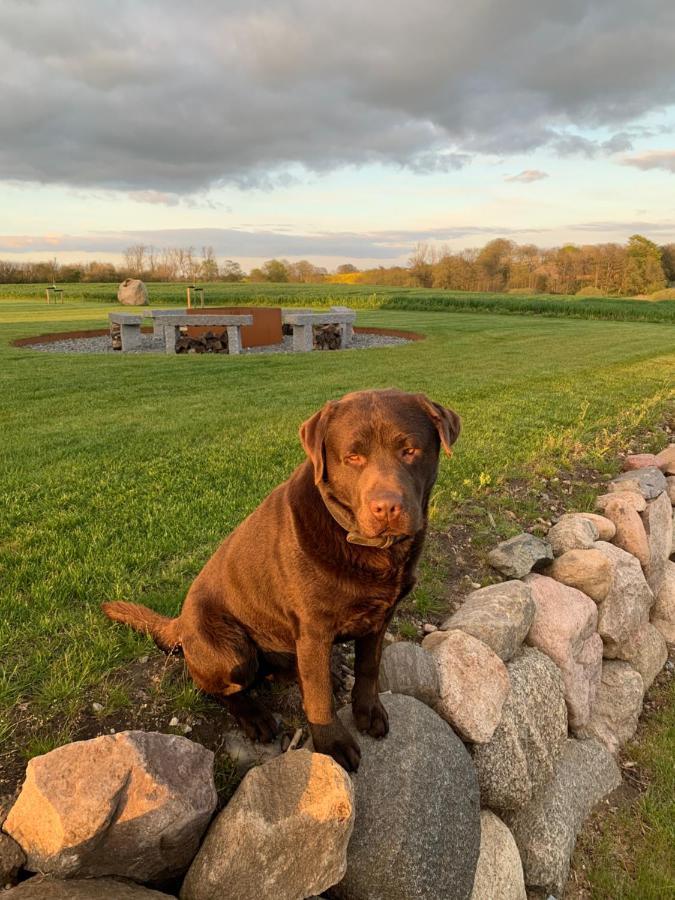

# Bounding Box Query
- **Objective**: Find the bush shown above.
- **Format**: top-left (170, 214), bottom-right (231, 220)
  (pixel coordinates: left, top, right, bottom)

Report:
top-left (575, 286), bottom-right (605, 297)
top-left (649, 288), bottom-right (675, 300)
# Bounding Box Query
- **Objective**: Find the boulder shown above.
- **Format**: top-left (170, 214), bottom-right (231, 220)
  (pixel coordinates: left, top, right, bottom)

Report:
top-left (117, 278), bottom-right (148, 306)
top-left (0, 832), bottom-right (25, 886)
top-left (503, 738), bottom-right (621, 896)
top-left (328, 694), bottom-right (480, 900)
top-left (641, 492), bottom-right (673, 595)
top-left (4, 878), bottom-right (174, 898)
top-left (471, 648), bottom-right (567, 812)
top-left (601, 496), bottom-right (650, 567)
top-left (611, 466), bottom-right (667, 500)
top-left (573, 512), bottom-right (616, 541)
top-left (547, 516), bottom-right (598, 556)
top-left (469, 810), bottom-right (526, 900)
top-left (4, 731), bottom-right (216, 882)
top-left (421, 630), bottom-right (510, 743)
top-left (596, 489), bottom-right (646, 512)
top-left (666, 476), bottom-right (675, 504)
top-left (593, 541), bottom-right (653, 658)
top-left (524, 574), bottom-right (603, 730)
top-left (651, 560), bottom-right (675, 644)
top-left (655, 444), bottom-right (675, 474)
top-left (623, 453), bottom-right (658, 470)
top-left (546, 547), bottom-right (614, 602)
top-left (181, 750), bottom-right (354, 900)
top-left (378, 641), bottom-right (439, 706)
top-left (577, 660), bottom-right (644, 754)
top-left (622, 623), bottom-right (667, 690)
top-left (487, 533), bottom-right (553, 578)
top-left (439, 580), bottom-right (535, 661)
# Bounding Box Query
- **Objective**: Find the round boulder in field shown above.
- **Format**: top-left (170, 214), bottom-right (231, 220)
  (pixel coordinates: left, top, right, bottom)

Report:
top-left (329, 693), bottom-right (481, 900)
top-left (117, 278), bottom-right (148, 306)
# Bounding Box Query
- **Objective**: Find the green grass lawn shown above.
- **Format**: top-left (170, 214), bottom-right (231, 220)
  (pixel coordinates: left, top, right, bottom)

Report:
top-left (0, 296), bottom-right (674, 894)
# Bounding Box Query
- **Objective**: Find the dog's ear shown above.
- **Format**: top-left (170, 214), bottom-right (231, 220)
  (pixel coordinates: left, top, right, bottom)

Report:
top-left (299, 401), bottom-right (337, 483)
top-left (416, 395), bottom-right (461, 456)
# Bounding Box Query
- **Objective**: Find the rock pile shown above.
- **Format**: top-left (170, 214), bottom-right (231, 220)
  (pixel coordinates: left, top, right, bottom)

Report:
top-left (2, 443), bottom-right (673, 899)
top-left (313, 323), bottom-right (342, 350)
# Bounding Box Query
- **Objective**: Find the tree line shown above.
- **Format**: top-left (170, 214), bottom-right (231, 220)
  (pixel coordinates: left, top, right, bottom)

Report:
top-left (1, 235), bottom-right (673, 295)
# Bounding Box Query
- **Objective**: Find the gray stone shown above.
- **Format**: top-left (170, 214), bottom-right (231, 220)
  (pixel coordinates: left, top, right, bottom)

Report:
top-left (470, 810), bottom-right (526, 900)
top-left (611, 466), bottom-right (667, 500)
top-left (547, 515), bottom-right (598, 556)
top-left (117, 278), bottom-right (148, 306)
top-left (0, 832), bottom-right (25, 886)
top-left (593, 541), bottom-right (653, 659)
top-left (641, 492), bottom-right (673, 595)
top-left (471, 648), bottom-right (567, 812)
top-left (622, 623), bottom-right (668, 690)
top-left (440, 580), bottom-right (535, 661)
top-left (503, 738), bottom-right (621, 896)
top-left (181, 750), bottom-right (354, 900)
top-left (328, 694), bottom-right (480, 900)
top-left (577, 660), bottom-right (644, 755)
top-left (4, 877), bottom-right (174, 898)
top-left (665, 475), bottom-right (675, 504)
top-left (487, 533), bottom-right (553, 578)
top-left (378, 641), bottom-right (440, 705)
top-left (223, 731), bottom-right (283, 776)
top-left (4, 731), bottom-right (216, 882)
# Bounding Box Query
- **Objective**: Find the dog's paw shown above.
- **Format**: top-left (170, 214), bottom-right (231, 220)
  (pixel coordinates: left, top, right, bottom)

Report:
top-left (310, 721), bottom-right (362, 772)
top-left (352, 698), bottom-right (389, 739)
top-left (226, 694), bottom-right (280, 743)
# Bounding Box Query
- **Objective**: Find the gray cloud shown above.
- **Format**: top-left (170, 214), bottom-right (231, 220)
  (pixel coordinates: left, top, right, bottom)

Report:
top-left (1, 1), bottom-right (675, 191)
top-left (504, 170), bottom-right (549, 183)
top-left (620, 150), bottom-right (675, 173)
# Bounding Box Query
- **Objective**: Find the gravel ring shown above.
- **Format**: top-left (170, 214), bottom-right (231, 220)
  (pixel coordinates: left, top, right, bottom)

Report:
top-left (24, 332), bottom-right (412, 355)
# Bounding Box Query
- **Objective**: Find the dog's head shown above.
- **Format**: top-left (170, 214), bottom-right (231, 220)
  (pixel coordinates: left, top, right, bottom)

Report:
top-left (300, 389), bottom-right (460, 543)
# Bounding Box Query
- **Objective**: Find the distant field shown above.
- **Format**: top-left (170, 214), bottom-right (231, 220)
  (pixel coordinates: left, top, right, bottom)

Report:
top-left (2, 281), bottom-right (675, 323)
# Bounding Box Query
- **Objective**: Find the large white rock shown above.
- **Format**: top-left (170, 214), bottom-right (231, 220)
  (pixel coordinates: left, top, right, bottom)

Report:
top-left (421, 630), bottom-right (510, 743)
top-left (181, 750), bottom-right (354, 900)
top-left (117, 278), bottom-right (148, 305)
top-left (470, 810), bottom-right (526, 900)
top-left (4, 732), bottom-right (216, 882)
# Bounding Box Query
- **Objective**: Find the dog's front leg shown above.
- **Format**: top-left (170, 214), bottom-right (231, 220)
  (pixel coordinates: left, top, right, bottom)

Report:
top-left (351, 623), bottom-right (391, 738)
top-left (296, 634), bottom-right (361, 772)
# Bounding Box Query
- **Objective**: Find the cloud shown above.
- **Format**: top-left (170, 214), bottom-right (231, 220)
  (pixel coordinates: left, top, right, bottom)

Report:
top-left (620, 150), bottom-right (675, 173)
top-left (504, 169), bottom-right (549, 183)
top-left (0, 1), bottom-right (674, 192)
top-left (0, 224), bottom-right (548, 259)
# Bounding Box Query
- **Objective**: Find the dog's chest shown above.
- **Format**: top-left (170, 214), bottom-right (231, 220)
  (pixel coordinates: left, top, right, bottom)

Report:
top-left (334, 572), bottom-right (410, 639)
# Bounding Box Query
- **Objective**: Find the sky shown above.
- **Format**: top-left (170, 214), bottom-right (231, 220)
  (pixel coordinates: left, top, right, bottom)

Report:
top-left (2, 0), bottom-right (675, 271)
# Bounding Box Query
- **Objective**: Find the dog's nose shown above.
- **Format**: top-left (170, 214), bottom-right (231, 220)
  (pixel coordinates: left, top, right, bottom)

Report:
top-left (369, 493), bottom-right (403, 525)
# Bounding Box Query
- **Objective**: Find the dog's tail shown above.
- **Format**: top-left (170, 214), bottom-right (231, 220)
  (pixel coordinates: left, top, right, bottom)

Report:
top-left (101, 601), bottom-right (181, 653)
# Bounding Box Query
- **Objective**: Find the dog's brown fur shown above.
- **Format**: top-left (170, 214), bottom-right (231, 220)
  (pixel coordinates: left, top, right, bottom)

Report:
top-left (103, 388), bottom-right (460, 770)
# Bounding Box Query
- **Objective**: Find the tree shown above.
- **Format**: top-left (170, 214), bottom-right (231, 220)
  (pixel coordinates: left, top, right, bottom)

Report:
top-left (124, 245), bottom-right (148, 276)
top-left (623, 234), bottom-right (666, 294)
top-left (199, 246), bottom-right (219, 281)
top-left (220, 259), bottom-right (244, 282)
top-left (337, 263), bottom-right (358, 274)
top-left (408, 243), bottom-right (433, 287)
top-left (476, 239), bottom-right (513, 290)
top-left (659, 243), bottom-right (675, 283)
top-left (261, 259), bottom-right (289, 282)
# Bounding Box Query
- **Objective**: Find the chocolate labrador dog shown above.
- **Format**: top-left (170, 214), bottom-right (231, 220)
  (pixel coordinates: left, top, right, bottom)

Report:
top-left (103, 388), bottom-right (460, 770)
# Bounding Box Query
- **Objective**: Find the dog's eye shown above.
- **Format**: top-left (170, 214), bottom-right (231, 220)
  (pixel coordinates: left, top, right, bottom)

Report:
top-left (402, 447), bottom-right (419, 459)
top-left (345, 453), bottom-right (365, 465)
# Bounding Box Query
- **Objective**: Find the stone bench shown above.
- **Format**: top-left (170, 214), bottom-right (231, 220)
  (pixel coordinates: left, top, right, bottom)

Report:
top-left (148, 308), bottom-right (185, 337)
top-left (151, 313), bottom-right (253, 355)
top-left (281, 307), bottom-right (356, 352)
top-left (108, 312), bottom-right (144, 351)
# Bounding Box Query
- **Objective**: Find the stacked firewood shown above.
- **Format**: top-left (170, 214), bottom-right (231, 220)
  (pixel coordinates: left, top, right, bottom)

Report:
top-left (110, 324), bottom-right (122, 351)
top-left (313, 324), bottom-right (342, 350)
top-left (175, 330), bottom-right (230, 354)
